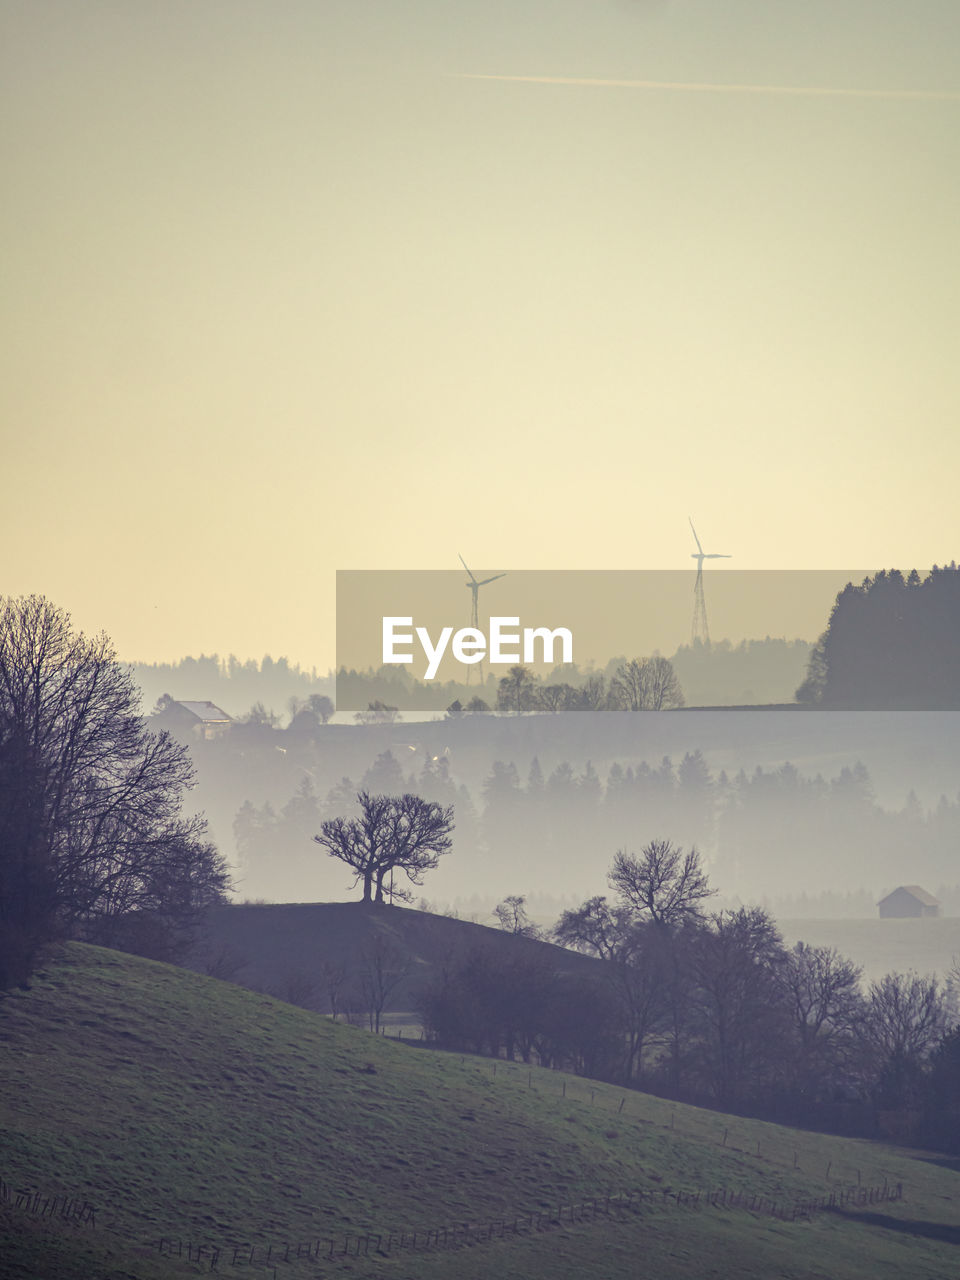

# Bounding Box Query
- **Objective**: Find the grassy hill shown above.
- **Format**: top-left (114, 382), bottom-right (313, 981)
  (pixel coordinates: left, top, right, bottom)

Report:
top-left (2, 943), bottom-right (960, 1278)
top-left (181, 899), bottom-right (602, 1016)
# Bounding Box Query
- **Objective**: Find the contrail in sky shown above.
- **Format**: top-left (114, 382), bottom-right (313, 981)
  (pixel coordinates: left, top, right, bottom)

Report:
top-left (446, 72), bottom-right (960, 102)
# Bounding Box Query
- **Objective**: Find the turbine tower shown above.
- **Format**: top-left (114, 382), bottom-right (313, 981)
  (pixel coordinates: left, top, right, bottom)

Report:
top-left (459, 554), bottom-right (506, 684)
top-left (688, 518), bottom-right (731, 646)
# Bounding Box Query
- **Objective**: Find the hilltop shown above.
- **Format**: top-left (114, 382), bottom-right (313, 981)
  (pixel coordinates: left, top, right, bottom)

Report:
top-left (180, 899), bottom-right (600, 1015)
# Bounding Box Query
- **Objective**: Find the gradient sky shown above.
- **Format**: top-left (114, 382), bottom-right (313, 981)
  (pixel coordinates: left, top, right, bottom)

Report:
top-left (3, 1), bottom-right (959, 668)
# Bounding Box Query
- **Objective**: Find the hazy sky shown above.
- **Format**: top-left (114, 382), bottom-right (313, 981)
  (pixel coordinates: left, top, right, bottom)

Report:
top-left (336, 570), bottom-right (864, 684)
top-left (4, 1), bottom-right (959, 668)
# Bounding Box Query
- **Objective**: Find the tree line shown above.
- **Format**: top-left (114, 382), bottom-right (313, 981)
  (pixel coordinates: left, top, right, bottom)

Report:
top-left (340, 656), bottom-right (686, 723)
top-left (233, 745), bottom-right (960, 903)
top-left (419, 842), bottom-right (960, 1150)
top-left (486, 656), bottom-right (685, 715)
top-left (797, 564), bottom-right (960, 708)
top-left (336, 637), bottom-right (811, 714)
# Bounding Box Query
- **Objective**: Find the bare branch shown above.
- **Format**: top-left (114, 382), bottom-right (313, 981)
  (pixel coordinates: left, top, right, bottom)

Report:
top-left (608, 840), bottom-right (713, 926)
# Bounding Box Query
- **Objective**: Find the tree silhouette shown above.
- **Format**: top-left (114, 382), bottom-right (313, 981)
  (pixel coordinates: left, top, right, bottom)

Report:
top-left (608, 840), bottom-right (713, 927)
top-left (797, 565), bottom-right (960, 708)
top-left (609, 656), bottom-right (685, 710)
top-left (496, 665), bottom-right (537, 715)
top-left (313, 790), bottom-right (453, 904)
top-left (493, 894), bottom-right (542, 939)
top-left (0, 596), bottom-right (229, 987)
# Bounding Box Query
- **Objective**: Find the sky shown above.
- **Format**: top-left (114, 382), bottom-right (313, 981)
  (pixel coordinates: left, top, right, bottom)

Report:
top-left (3, 1), bottom-right (959, 669)
top-left (336, 570), bottom-right (864, 684)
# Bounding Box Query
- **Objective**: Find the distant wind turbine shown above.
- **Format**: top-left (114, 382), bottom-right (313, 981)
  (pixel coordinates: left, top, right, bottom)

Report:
top-left (459, 554), bottom-right (506, 684)
top-left (689, 519), bottom-right (731, 646)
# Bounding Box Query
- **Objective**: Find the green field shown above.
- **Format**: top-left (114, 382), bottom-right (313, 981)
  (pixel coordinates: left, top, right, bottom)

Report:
top-left (2, 943), bottom-right (959, 1278)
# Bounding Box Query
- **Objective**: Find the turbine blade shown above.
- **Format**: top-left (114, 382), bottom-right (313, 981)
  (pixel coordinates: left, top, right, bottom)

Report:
top-left (476, 573), bottom-right (506, 586)
top-left (458, 553), bottom-right (478, 584)
top-left (688, 517), bottom-right (704, 554)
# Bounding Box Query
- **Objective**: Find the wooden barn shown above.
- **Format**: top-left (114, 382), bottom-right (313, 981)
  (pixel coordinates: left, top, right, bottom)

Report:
top-left (877, 885), bottom-right (940, 919)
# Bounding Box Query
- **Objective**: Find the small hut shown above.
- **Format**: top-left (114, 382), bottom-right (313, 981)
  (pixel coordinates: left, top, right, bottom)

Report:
top-left (877, 885), bottom-right (940, 919)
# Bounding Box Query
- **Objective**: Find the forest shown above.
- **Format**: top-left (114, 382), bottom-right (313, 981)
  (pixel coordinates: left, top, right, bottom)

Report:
top-left (797, 564), bottom-right (960, 708)
top-left (229, 741), bottom-right (960, 912)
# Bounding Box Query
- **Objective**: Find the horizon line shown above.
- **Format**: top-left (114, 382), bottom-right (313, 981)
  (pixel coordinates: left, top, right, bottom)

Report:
top-left (445, 72), bottom-right (960, 102)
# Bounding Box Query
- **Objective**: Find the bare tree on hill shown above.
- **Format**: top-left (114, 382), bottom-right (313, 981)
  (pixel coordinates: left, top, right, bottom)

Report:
top-left (609, 656), bottom-right (685, 711)
top-left (0, 595), bottom-right (230, 988)
top-left (493, 894), bottom-right (543, 939)
top-left (313, 790), bottom-right (454, 904)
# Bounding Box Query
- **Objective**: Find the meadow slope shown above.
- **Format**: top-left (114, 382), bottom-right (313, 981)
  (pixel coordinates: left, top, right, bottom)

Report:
top-left (1, 944), bottom-right (959, 1278)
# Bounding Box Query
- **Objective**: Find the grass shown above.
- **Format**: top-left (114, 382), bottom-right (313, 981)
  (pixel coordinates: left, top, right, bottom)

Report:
top-left (2, 942), bottom-right (960, 1278)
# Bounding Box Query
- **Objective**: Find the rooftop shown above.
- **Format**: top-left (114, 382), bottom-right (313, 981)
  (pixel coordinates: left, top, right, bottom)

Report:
top-left (175, 700), bottom-right (233, 723)
top-left (878, 885), bottom-right (939, 907)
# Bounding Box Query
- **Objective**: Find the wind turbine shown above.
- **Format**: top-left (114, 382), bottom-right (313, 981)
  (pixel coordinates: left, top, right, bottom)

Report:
top-left (688, 518), bottom-right (731, 646)
top-left (458, 554), bottom-right (506, 684)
